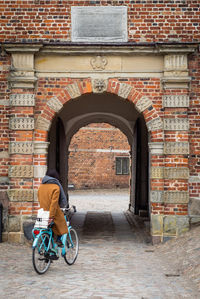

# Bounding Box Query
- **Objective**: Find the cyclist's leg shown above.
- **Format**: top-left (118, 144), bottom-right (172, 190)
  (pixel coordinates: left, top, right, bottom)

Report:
top-left (62, 227), bottom-right (79, 265)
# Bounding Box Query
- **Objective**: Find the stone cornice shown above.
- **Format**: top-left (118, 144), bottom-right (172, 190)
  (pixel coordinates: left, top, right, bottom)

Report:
top-left (2, 43), bottom-right (198, 55)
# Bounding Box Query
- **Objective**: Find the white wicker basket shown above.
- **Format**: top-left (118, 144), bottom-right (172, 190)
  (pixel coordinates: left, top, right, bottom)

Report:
top-left (34, 208), bottom-right (50, 229)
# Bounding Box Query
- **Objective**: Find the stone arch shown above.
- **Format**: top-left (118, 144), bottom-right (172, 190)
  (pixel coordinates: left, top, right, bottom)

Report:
top-left (34, 79), bottom-right (163, 140)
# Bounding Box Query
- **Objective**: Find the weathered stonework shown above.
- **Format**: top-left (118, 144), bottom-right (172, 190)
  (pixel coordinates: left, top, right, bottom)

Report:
top-left (151, 215), bottom-right (163, 235)
top-left (8, 215), bottom-right (21, 232)
top-left (146, 117), bottom-right (163, 132)
top-left (8, 165), bottom-right (33, 178)
top-left (7, 189), bottom-right (34, 202)
top-left (148, 142), bottom-right (164, 155)
top-left (164, 167), bottom-right (189, 179)
top-left (9, 142), bottom-right (33, 155)
top-left (164, 142), bottom-right (189, 155)
top-left (162, 95), bottom-right (189, 108)
top-left (164, 191), bottom-right (189, 204)
top-left (9, 94), bottom-right (35, 106)
top-left (66, 82), bottom-right (81, 99)
top-left (9, 117), bottom-right (34, 130)
top-left (35, 116), bottom-right (51, 131)
top-left (34, 142), bottom-right (49, 155)
top-left (135, 96), bottom-right (152, 112)
top-left (164, 54), bottom-right (188, 74)
top-left (164, 118), bottom-right (189, 131)
top-left (118, 83), bottom-right (132, 99)
top-left (150, 191), bottom-right (164, 203)
top-left (34, 165), bottom-right (47, 178)
top-left (151, 167), bottom-right (164, 179)
top-left (47, 96), bottom-right (63, 113)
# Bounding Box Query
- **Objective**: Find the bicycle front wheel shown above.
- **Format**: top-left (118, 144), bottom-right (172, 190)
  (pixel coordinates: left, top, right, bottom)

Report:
top-left (64, 228), bottom-right (79, 265)
top-left (32, 233), bottom-right (52, 274)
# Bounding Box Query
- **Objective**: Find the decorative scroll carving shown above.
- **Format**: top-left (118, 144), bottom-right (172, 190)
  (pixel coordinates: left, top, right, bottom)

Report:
top-left (90, 56), bottom-right (108, 71)
top-left (163, 95), bottom-right (189, 108)
top-left (9, 94), bottom-right (35, 106)
top-left (164, 167), bottom-right (189, 179)
top-left (9, 165), bottom-right (33, 178)
top-left (47, 97), bottom-right (63, 112)
top-left (164, 118), bottom-right (189, 131)
top-left (135, 96), bottom-right (152, 112)
top-left (150, 191), bottom-right (164, 203)
top-left (35, 116), bottom-right (51, 131)
top-left (9, 142), bottom-right (33, 155)
top-left (164, 191), bottom-right (189, 204)
top-left (164, 142), bottom-right (189, 155)
top-left (92, 79), bottom-right (107, 93)
top-left (118, 83), bottom-right (132, 99)
top-left (146, 118), bottom-right (163, 132)
top-left (66, 82), bottom-right (81, 99)
top-left (9, 117), bottom-right (34, 130)
top-left (7, 189), bottom-right (34, 202)
top-left (151, 167), bottom-right (164, 179)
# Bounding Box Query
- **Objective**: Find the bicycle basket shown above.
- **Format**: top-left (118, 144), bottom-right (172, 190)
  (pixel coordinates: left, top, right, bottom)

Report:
top-left (34, 208), bottom-right (49, 229)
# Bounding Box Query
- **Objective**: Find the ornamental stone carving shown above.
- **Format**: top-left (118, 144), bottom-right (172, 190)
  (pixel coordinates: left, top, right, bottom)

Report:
top-left (135, 96), bottom-right (152, 112)
top-left (9, 117), bottom-right (34, 130)
top-left (151, 167), bottom-right (164, 179)
top-left (47, 97), bottom-right (63, 113)
top-left (164, 118), bottom-right (189, 131)
top-left (90, 56), bottom-right (108, 71)
top-left (66, 82), bottom-right (81, 99)
top-left (146, 117), bottom-right (163, 132)
top-left (35, 116), bottom-right (51, 131)
top-left (92, 79), bottom-right (108, 93)
top-left (148, 142), bottom-right (164, 155)
top-left (34, 165), bottom-right (47, 178)
top-left (8, 165), bottom-right (34, 178)
top-left (164, 191), bottom-right (189, 204)
top-left (9, 94), bottom-right (35, 106)
top-left (164, 167), bottom-right (189, 179)
top-left (7, 189), bottom-right (34, 202)
top-left (163, 95), bottom-right (189, 108)
top-left (9, 142), bottom-right (34, 155)
top-left (164, 54), bottom-right (187, 73)
top-left (118, 83), bottom-right (132, 99)
top-left (150, 191), bottom-right (164, 203)
top-left (164, 142), bottom-right (189, 155)
top-left (34, 142), bottom-right (49, 155)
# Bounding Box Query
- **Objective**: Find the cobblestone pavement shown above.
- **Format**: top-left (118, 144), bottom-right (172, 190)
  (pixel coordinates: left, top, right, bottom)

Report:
top-left (0, 190), bottom-right (199, 298)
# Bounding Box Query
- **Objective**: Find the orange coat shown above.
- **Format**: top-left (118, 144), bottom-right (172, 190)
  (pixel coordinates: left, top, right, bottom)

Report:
top-left (38, 183), bottom-right (68, 236)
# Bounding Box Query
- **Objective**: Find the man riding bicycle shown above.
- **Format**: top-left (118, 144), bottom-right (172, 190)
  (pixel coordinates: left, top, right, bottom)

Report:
top-left (38, 169), bottom-right (69, 247)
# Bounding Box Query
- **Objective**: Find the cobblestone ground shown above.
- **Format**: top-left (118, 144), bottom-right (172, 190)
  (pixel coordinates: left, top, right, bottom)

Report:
top-left (0, 190), bottom-right (199, 298)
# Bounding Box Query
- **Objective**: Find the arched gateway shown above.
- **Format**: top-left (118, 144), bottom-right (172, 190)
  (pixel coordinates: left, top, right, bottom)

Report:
top-left (3, 44), bottom-right (195, 244)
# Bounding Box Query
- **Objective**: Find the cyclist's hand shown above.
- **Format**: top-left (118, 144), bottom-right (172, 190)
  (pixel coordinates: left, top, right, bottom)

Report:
top-left (48, 218), bottom-right (54, 225)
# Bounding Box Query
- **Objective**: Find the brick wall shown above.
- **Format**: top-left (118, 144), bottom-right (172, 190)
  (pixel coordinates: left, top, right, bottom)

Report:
top-left (0, 1), bottom-right (199, 43)
top-left (68, 123), bottom-right (130, 189)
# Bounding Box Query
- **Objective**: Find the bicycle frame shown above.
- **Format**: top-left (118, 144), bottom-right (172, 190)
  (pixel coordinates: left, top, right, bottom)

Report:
top-left (32, 215), bottom-right (73, 257)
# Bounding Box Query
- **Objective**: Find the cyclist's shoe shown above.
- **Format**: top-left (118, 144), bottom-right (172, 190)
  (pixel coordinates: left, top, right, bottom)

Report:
top-left (56, 239), bottom-right (64, 248)
top-left (45, 249), bottom-right (59, 260)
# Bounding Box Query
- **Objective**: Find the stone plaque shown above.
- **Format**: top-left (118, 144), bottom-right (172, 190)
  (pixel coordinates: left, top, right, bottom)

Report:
top-left (146, 117), bottom-right (163, 132)
top-left (164, 191), bottom-right (189, 204)
top-left (164, 142), bottom-right (189, 155)
top-left (118, 83), bottom-right (132, 99)
top-left (9, 117), bottom-right (34, 130)
top-left (71, 6), bottom-right (127, 43)
top-left (162, 95), bottom-right (189, 108)
top-left (9, 94), bottom-right (35, 106)
top-left (164, 55), bottom-right (187, 71)
top-left (164, 167), bottom-right (189, 179)
top-left (9, 142), bottom-right (33, 155)
top-left (47, 96), bottom-right (63, 113)
top-left (164, 118), bottom-right (189, 131)
top-left (135, 96), bottom-right (152, 112)
top-left (35, 116), bottom-right (51, 131)
top-left (7, 189), bottom-right (34, 202)
top-left (9, 165), bottom-right (33, 178)
top-left (66, 82), bottom-right (81, 99)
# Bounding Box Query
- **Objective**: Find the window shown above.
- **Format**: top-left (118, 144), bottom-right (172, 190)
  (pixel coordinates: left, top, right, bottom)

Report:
top-left (116, 157), bottom-right (129, 175)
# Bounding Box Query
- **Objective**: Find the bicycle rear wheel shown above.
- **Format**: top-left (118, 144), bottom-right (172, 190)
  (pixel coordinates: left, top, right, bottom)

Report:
top-left (64, 228), bottom-right (79, 265)
top-left (32, 233), bottom-right (52, 274)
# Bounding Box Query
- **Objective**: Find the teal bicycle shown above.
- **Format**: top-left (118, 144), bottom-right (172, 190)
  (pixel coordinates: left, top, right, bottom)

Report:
top-left (32, 206), bottom-right (79, 275)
